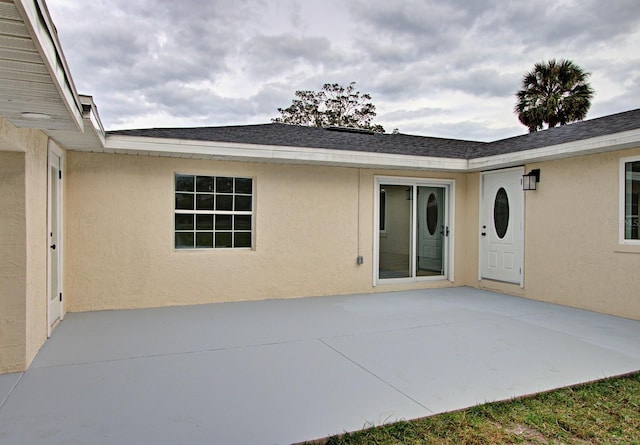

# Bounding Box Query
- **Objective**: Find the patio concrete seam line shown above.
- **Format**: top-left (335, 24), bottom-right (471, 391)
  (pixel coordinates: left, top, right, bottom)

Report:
top-left (32, 339), bottom-right (313, 369)
top-left (317, 338), bottom-right (434, 414)
top-left (317, 312), bottom-right (561, 341)
top-left (0, 372), bottom-right (24, 412)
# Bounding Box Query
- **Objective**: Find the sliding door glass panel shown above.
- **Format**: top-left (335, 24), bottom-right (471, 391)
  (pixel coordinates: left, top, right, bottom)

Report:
top-left (378, 184), bottom-right (412, 279)
top-left (416, 187), bottom-right (445, 276)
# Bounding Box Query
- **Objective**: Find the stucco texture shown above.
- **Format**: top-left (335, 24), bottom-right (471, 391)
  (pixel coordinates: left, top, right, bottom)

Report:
top-left (63, 147), bottom-right (640, 319)
top-left (64, 153), bottom-right (470, 311)
top-left (0, 151), bottom-right (26, 373)
top-left (522, 147), bottom-right (640, 319)
top-left (0, 119), bottom-right (49, 373)
top-left (24, 137), bottom-right (49, 366)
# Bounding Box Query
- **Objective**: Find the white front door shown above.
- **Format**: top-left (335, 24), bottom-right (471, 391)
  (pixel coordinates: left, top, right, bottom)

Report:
top-left (418, 187), bottom-right (445, 274)
top-left (480, 168), bottom-right (524, 284)
top-left (48, 145), bottom-right (63, 334)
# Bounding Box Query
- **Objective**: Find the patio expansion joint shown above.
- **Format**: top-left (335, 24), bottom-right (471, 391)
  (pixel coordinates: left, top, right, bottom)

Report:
top-left (317, 338), bottom-right (434, 415)
top-left (318, 310), bottom-right (562, 341)
top-left (31, 339), bottom-right (315, 370)
top-left (0, 372), bottom-right (24, 413)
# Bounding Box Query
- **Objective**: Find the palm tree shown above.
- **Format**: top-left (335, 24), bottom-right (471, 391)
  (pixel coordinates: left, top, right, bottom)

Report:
top-left (515, 59), bottom-right (594, 132)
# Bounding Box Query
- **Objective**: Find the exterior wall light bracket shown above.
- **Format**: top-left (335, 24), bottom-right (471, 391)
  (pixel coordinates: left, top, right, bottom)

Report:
top-left (523, 169), bottom-right (540, 191)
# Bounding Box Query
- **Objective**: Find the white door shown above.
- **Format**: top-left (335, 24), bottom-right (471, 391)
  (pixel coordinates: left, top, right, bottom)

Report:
top-left (48, 145), bottom-right (63, 334)
top-left (418, 187), bottom-right (445, 274)
top-left (480, 168), bottom-right (523, 284)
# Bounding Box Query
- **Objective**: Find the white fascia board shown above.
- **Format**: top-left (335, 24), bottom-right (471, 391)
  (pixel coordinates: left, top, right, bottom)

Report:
top-left (469, 129), bottom-right (640, 171)
top-left (14, 0), bottom-right (83, 130)
top-left (80, 96), bottom-right (106, 146)
top-left (105, 135), bottom-right (469, 171)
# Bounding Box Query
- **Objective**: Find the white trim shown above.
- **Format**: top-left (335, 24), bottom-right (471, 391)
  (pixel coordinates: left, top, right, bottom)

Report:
top-left (173, 174), bottom-right (255, 250)
top-left (619, 155), bottom-right (640, 245)
top-left (47, 140), bottom-right (64, 337)
top-left (469, 129), bottom-right (640, 171)
top-left (477, 172), bottom-right (483, 282)
top-left (373, 176), bottom-right (455, 286)
top-left (103, 127), bottom-right (640, 173)
top-left (49, 139), bottom-right (63, 158)
top-left (106, 135), bottom-right (469, 171)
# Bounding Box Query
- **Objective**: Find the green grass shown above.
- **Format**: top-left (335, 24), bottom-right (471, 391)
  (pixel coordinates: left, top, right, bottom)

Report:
top-left (304, 372), bottom-right (640, 445)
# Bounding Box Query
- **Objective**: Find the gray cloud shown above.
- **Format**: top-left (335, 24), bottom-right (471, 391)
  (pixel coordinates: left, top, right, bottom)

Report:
top-left (241, 34), bottom-right (339, 78)
top-left (379, 107), bottom-right (447, 121)
top-left (48, 0), bottom-right (640, 140)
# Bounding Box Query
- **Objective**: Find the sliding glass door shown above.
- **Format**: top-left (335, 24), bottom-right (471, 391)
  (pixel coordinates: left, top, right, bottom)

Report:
top-left (378, 184), bottom-right (413, 278)
top-left (376, 178), bottom-right (451, 282)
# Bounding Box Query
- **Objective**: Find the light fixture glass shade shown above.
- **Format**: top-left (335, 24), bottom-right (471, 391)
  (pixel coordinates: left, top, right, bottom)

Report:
top-left (522, 173), bottom-right (537, 191)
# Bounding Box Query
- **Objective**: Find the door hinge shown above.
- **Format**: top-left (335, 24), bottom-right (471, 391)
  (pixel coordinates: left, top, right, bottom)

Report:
top-left (59, 292), bottom-right (63, 302)
top-left (59, 170), bottom-right (62, 179)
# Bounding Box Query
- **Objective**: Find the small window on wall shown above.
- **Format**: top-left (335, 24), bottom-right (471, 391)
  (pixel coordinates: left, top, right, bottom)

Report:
top-left (175, 174), bottom-right (253, 249)
top-left (622, 157), bottom-right (640, 242)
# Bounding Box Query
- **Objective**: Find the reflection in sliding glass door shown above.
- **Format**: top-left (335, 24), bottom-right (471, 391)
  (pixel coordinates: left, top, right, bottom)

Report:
top-left (378, 185), bottom-right (412, 279)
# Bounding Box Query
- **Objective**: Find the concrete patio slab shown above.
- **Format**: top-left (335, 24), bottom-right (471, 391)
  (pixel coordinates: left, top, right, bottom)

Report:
top-left (323, 316), bottom-right (640, 415)
top-left (1, 287), bottom-right (639, 444)
top-left (0, 373), bottom-right (21, 407)
top-left (0, 341), bottom-right (426, 444)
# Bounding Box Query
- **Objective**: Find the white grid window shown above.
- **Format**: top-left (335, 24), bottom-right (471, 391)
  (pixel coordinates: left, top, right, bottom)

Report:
top-left (174, 174), bottom-right (253, 249)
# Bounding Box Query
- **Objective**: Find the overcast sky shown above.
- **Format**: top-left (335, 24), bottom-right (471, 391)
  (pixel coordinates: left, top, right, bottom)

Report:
top-left (47, 0), bottom-right (640, 141)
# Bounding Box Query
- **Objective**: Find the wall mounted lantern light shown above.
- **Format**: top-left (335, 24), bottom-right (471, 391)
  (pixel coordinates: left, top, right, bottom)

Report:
top-left (522, 169), bottom-right (540, 191)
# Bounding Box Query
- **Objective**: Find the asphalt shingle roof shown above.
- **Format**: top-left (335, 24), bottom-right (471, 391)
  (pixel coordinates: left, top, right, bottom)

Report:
top-left (108, 108), bottom-right (640, 160)
top-left (109, 123), bottom-right (483, 159)
top-left (472, 108), bottom-right (640, 158)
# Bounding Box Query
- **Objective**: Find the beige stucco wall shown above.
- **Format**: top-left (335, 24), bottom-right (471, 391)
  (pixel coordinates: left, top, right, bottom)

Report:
top-left (0, 117), bottom-right (49, 373)
top-left (462, 152), bottom-right (640, 318)
top-left (63, 145), bottom-right (640, 319)
top-left (0, 151), bottom-right (27, 373)
top-left (24, 136), bottom-right (49, 366)
top-left (64, 152), bottom-right (470, 311)
top-left (522, 147), bottom-right (640, 319)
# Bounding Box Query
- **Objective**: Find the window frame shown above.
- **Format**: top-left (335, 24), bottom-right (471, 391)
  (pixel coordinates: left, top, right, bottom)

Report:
top-left (620, 155), bottom-right (640, 245)
top-left (373, 175), bottom-right (455, 285)
top-left (174, 173), bottom-right (254, 250)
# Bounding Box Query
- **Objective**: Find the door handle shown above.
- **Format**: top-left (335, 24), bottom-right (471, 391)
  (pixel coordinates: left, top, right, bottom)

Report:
top-left (50, 244), bottom-right (56, 250)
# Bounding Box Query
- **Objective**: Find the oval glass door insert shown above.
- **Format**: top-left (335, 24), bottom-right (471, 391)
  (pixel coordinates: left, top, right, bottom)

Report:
top-left (426, 193), bottom-right (438, 235)
top-left (493, 187), bottom-right (509, 239)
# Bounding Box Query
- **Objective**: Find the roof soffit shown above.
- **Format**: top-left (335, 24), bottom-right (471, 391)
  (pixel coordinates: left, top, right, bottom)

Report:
top-left (0, 0), bottom-right (83, 131)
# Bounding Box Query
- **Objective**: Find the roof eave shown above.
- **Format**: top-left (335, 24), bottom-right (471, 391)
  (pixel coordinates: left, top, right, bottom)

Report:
top-left (13, 0), bottom-right (83, 130)
top-left (104, 134), bottom-right (470, 171)
top-left (468, 128), bottom-right (640, 171)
